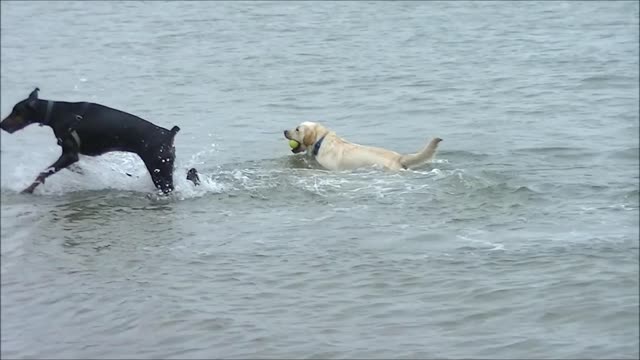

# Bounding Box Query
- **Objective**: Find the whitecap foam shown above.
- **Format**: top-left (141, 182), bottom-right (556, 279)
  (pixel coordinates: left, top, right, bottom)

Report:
top-left (1, 149), bottom-right (458, 202)
top-left (0, 150), bottom-right (226, 200)
top-left (1, 152), bottom-right (150, 195)
top-left (457, 233), bottom-right (506, 251)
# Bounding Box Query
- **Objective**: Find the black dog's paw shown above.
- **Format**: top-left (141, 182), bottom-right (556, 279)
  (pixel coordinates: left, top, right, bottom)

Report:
top-left (67, 163), bottom-right (85, 175)
top-left (21, 182), bottom-right (38, 194)
top-left (186, 168), bottom-right (200, 186)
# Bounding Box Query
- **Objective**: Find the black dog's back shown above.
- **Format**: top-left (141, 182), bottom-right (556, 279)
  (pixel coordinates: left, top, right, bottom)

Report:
top-left (67, 102), bottom-right (178, 156)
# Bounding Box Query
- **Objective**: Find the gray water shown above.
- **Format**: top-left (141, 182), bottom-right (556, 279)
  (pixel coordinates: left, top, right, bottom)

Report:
top-left (1, 1), bottom-right (638, 359)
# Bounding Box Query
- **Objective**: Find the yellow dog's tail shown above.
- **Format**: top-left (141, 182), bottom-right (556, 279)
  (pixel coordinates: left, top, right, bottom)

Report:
top-left (399, 137), bottom-right (442, 168)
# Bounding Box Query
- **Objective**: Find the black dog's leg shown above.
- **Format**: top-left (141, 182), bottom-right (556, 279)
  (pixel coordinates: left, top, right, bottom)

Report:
top-left (152, 168), bottom-right (174, 194)
top-left (22, 151), bottom-right (79, 194)
top-left (142, 154), bottom-right (175, 195)
top-left (154, 164), bottom-right (175, 194)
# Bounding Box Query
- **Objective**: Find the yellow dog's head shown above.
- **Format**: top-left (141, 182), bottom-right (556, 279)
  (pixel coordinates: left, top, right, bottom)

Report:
top-left (283, 121), bottom-right (329, 154)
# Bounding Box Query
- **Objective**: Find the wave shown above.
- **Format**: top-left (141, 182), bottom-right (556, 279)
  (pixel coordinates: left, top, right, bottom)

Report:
top-left (0, 148), bottom-right (548, 209)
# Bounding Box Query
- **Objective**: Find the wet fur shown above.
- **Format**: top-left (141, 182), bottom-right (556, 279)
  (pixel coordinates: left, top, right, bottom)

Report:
top-left (1, 88), bottom-right (186, 194)
top-left (284, 121), bottom-right (442, 171)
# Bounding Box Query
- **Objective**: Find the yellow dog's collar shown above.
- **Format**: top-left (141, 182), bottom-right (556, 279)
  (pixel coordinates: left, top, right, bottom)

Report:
top-left (312, 134), bottom-right (326, 156)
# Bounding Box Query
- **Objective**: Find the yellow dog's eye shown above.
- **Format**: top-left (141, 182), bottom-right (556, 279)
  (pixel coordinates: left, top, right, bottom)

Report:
top-left (295, 127), bottom-right (299, 132)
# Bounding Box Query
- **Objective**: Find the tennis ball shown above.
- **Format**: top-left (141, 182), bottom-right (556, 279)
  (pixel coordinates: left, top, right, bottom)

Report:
top-left (289, 139), bottom-right (300, 148)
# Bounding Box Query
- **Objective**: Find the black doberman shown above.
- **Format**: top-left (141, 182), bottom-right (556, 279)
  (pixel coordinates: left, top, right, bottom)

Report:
top-left (0, 88), bottom-right (183, 194)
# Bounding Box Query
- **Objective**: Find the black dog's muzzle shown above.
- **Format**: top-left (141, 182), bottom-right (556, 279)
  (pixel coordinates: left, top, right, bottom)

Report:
top-left (0, 114), bottom-right (26, 134)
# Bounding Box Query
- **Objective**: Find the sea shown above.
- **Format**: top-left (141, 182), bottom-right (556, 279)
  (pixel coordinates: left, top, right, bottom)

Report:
top-left (1, 1), bottom-right (638, 359)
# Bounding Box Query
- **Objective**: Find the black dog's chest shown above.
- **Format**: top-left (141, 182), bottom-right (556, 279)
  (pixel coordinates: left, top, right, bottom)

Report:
top-left (53, 126), bottom-right (82, 152)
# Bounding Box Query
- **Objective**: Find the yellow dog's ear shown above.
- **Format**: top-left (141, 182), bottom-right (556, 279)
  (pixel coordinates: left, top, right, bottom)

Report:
top-left (303, 128), bottom-right (316, 146)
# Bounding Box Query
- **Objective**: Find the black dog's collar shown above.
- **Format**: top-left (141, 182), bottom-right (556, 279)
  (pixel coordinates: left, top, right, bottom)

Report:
top-left (312, 134), bottom-right (326, 156)
top-left (41, 101), bottom-right (88, 126)
top-left (42, 100), bottom-right (54, 125)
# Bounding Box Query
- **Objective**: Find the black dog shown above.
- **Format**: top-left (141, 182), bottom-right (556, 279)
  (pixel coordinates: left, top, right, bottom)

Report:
top-left (1, 88), bottom-right (184, 194)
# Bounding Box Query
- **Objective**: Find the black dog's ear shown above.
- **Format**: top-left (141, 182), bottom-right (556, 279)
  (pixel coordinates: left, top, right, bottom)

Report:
top-left (29, 87), bottom-right (40, 100)
top-left (27, 87), bottom-right (40, 108)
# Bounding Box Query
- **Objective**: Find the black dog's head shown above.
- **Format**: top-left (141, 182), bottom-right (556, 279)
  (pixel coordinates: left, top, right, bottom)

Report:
top-left (1, 87), bottom-right (41, 133)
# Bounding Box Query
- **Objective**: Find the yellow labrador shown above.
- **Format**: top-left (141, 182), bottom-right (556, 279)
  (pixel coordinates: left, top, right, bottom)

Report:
top-left (284, 121), bottom-right (442, 171)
